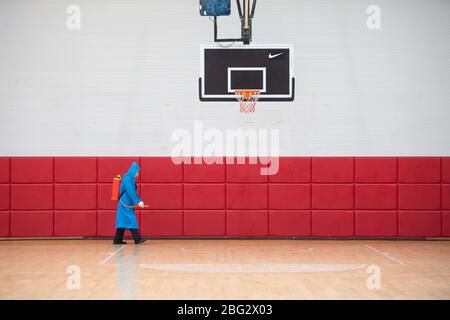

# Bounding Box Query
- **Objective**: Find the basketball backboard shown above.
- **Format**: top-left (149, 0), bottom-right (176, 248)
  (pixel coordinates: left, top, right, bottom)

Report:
top-left (199, 45), bottom-right (295, 101)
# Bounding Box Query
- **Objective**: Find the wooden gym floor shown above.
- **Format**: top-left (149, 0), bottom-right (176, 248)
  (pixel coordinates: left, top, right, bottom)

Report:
top-left (0, 239), bottom-right (449, 300)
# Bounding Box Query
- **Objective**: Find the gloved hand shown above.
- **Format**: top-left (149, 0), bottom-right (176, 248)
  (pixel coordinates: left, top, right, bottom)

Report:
top-left (138, 201), bottom-right (145, 208)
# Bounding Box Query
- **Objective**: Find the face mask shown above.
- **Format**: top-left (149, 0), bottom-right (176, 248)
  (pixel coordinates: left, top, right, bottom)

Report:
top-left (135, 172), bottom-right (139, 178)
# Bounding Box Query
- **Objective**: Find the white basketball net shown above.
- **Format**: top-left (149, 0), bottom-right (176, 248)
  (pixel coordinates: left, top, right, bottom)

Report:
top-left (234, 90), bottom-right (261, 113)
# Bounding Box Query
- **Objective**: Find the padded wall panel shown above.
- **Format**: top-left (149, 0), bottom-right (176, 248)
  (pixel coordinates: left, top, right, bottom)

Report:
top-left (355, 184), bottom-right (397, 209)
top-left (312, 157), bottom-right (354, 183)
top-left (443, 158), bottom-right (450, 183)
top-left (398, 211), bottom-right (441, 237)
top-left (398, 157), bottom-right (441, 183)
top-left (226, 162), bottom-right (268, 183)
top-left (11, 184), bottom-right (53, 210)
top-left (54, 184), bottom-right (97, 210)
top-left (141, 184), bottom-right (182, 209)
top-left (227, 184), bottom-right (268, 209)
top-left (269, 210), bottom-right (311, 236)
top-left (98, 157), bottom-right (140, 183)
top-left (184, 184), bottom-right (225, 209)
top-left (97, 210), bottom-right (116, 237)
top-left (141, 210), bottom-right (183, 236)
top-left (184, 159), bottom-right (225, 182)
top-left (355, 157), bottom-right (397, 183)
top-left (398, 184), bottom-right (441, 210)
top-left (312, 184), bottom-right (354, 209)
top-left (312, 210), bottom-right (354, 236)
top-left (54, 211), bottom-right (97, 236)
top-left (226, 210), bottom-right (268, 236)
top-left (184, 210), bottom-right (226, 236)
top-left (269, 157), bottom-right (311, 182)
top-left (98, 183), bottom-right (117, 210)
top-left (11, 157), bottom-right (53, 183)
top-left (11, 211), bottom-right (53, 237)
top-left (443, 211), bottom-right (450, 237)
top-left (2, 156), bottom-right (447, 238)
top-left (0, 158), bottom-right (10, 183)
top-left (55, 157), bottom-right (97, 183)
top-left (269, 184), bottom-right (310, 209)
top-left (355, 211), bottom-right (397, 236)
top-left (0, 185), bottom-right (9, 210)
top-left (141, 157), bottom-right (182, 183)
top-left (442, 185), bottom-right (450, 210)
top-left (0, 211), bottom-right (9, 237)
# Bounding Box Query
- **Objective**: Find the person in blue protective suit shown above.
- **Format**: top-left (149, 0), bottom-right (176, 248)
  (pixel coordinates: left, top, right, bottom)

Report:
top-left (113, 162), bottom-right (146, 245)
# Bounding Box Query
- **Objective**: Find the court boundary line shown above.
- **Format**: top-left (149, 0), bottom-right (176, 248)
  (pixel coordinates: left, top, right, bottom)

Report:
top-left (98, 245), bottom-right (125, 265)
top-left (365, 244), bottom-right (406, 266)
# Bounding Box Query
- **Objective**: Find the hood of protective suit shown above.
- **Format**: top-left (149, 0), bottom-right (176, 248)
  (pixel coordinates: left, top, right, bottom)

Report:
top-left (125, 161), bottom-right (140, 178)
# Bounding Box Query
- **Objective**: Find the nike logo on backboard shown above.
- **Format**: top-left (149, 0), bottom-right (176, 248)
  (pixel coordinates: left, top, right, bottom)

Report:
top-left (268, 52), bottom-right (284, 59)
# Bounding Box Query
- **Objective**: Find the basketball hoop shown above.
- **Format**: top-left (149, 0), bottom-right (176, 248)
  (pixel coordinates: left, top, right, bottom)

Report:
top-left (234, 89), bottom-right (261, 113)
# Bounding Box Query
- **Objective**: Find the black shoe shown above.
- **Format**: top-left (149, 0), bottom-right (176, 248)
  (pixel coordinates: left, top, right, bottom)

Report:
top-left (113, 241), bottom-right (127, 245)
top-left (135, 239), bottom-right (146, 245)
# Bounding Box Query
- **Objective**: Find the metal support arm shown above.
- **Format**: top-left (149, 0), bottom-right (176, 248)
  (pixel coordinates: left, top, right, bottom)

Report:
top-left (213, 0), bottom-right (256, 45)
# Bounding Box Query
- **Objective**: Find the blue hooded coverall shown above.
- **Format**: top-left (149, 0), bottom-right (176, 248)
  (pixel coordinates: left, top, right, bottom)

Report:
top-left (116, 162), bottom-right (141, 229)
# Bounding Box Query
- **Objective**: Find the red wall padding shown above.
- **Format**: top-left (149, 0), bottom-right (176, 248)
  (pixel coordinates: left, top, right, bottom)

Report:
top-left (0, 185), bottom-right (9, 210)
top-left (355, 157), bottom-right (397, 183)
top-left (141, 210), bottom-right (182, 236)
top-left (398, 185), bottom-right (441, 210)
top-left (312, 210), bottom-right (354, 236)
top-left (269, 210), bottom-right (311, 236)
top-left (54, 211), bottom-right (97, 236)
top-left (312, 184), bottom-right (353, 209)
top-left (141, 184), bottom-right (182, 209)
top-left (141, 157), bottom-right (182, 182)
top-left (227, 210), bottom-right (268, 236)
top-left (443, 212), bottom-right (450, 236)
top-left (0, 158), bottom-right (10, 183)
top-left (11, 157), bottom-right (53, 183)
top-left (355, 184), bottom-right (397, 209)
top-left (11, 211), bottom-right (53, 237)
top-left (398, 211), bottom-right (441, 236)
top-left (227, 184), bottom-right (268, 209)
top-left (97, 210), bottom-right (117, 236)
top-left (227, 161), bottom-right (268, 183)
top-left (355, 210), bottom-right (397, 237)
top-left (184, 159), bottom-right (225, 182)
top-left (443, 185), bottom-right (450, 210)
top-left (269, 184), bottom-right (310, 209)
top-left (183, 210), bottom-right (226, 236)
top-left (11, 184), bottom-right (53, 210)
top-left (98, 157), bottom-right (141, 183)
top-left (0, 211), bottom-right (9, 237)
top-left (184, 184), bottom-right (225, 209)
top-left (312, 157), bottom-right (354, 183)
top-left (398, 157), bottom-right (441, 183)
top-left (0, 156), bottom-right (448, 238)
top-left (55, 157), bottom-right (97, 183)
top-left (54, 184), bottom-right (97, 210)
top-left (269, 157), bottom-right (311, 183)
top-left (443, 158), bottom-right (450, 182)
